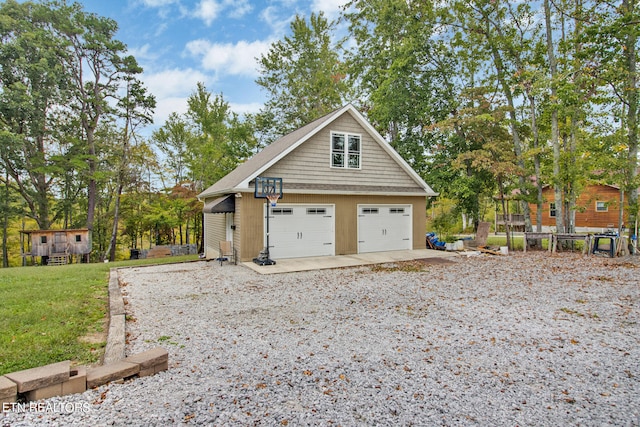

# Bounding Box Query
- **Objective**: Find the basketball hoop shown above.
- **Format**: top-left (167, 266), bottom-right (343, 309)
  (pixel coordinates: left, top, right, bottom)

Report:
top-left (253, 176), bottom-right (283, 266)
top-left (266, 193), bottom-right (280, 207)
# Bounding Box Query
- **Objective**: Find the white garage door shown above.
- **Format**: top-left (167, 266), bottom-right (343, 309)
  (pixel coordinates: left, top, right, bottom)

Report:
top-left (358, 205), bottom-right (412, 253)
top-left (266, 204), bottom-right (335, 259)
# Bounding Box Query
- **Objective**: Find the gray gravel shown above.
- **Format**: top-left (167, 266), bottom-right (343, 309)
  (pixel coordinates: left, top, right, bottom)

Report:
top-left (2, 252), bottom-right (640, 426)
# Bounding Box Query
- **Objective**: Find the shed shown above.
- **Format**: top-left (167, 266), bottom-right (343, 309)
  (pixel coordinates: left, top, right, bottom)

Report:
top-left (20, 229), bottom-right (91, 265)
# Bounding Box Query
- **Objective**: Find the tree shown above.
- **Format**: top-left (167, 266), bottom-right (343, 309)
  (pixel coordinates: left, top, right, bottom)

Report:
top-left (582, 0), bottom-right (639, 249)
top-left (255, 12), bottom-right (348, 143)
top-left (185, 83), bottom-right (256, 191)
top-left (52, 1), bottom-right (150, 238)
top-left (344, 0), bottom-right (457, 180)
top-left (152, 113), bottom-right (192, 185)
top-left (0, 0), bottom-right (72, 230)
top-left (107, 70), bottom-right (155, 261)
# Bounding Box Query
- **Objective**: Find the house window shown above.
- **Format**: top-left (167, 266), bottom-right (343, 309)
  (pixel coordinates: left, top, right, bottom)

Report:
top-left (75, 235), bottom-right (82, 242)
top-left (595, 201), bottom-right (608, 212)
top-left (40, 236), bottom-right (47, 244)
top-left (549, 202), bottom-right (556, 218)
top-left (331, 132), bottom-right (361, 169)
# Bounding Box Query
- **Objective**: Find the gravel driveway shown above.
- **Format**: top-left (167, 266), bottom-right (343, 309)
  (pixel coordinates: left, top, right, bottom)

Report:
top-left (3, 252), bottom-right (640, 426)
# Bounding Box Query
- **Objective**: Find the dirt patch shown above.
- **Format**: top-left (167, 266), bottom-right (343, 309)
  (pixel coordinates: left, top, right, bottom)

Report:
top-left (412, 257), bottom-right (457, 265)
top-left (370, 257), bottom-right (456, 272)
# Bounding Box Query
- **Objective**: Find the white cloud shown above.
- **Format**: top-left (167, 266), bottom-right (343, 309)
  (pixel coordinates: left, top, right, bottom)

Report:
top-left (191, 0), bottom-right (252, 26)
top-left (194, 0), bottom-right (222, 26)
top-left (311, 0), bottom-right (348, 18)
top-left (139, 0), bottom-right (177, 7)
top-left (143, 68), bottom-right (211, 98)
top-left (185, 39), bottom-right (272, 77)
top-left (141, 68), bottom-right (213, 125)
top-left (259, 6), bottom-right (296, 37)
top-left (225, 0), bottom-right (252, 18)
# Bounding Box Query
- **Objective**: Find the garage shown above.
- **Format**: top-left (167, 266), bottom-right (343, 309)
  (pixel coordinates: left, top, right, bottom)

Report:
top-left (266, 204), bottom-right (335, 259)
top-left (358, 204), bottom-right (412, 253)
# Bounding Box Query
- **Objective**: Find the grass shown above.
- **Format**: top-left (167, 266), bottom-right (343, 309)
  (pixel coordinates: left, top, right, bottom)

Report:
top-left (485, 235), bottom-right (586, 252)
top-left (0, 255), bottom-right (198, 376)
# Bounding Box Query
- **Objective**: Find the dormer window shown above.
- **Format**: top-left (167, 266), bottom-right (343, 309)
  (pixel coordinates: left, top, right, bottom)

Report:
top-left (331, 132), bottom-right (361, 169)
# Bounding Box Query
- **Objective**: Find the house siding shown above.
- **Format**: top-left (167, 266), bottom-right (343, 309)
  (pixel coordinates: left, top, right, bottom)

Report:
top-left (262, 111), bottom-right (421, 192)
top-left (204, 213), bottom-right (226, 259)
top-left (234, 194), bottom-right (426, 262)
top-left (529, 185), bottom-right (626, 229)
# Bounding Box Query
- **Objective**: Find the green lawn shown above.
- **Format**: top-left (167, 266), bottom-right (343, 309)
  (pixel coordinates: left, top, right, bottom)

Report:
top-left (485, 235), bottom-right (586, 252)
top-left (0, 255), bottom-right (198, 376)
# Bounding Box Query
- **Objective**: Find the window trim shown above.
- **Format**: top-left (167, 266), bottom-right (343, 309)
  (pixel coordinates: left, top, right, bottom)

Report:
top-left (330, 131), bottom-right (361, 169)
top-left (595, 201), bottom-right (608, 212)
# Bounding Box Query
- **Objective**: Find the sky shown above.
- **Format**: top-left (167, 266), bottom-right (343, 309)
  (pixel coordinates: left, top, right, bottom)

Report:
top-left (76, 0), bottom-right (348, 130)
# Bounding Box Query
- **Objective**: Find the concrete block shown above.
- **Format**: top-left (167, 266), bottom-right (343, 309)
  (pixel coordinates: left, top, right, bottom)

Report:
top-left (86, 361), bottom-right (139, 389)
top-left (125, 347), bottom-right (168, 370)
top-left (154, 359), bottom-right (169, 374)
top-left (25, 383), bottom-right (62, 401)
top-left (4, 361), bottom-right (70, 393)
top-left (138, 367), bottom-right (155, 377)
top-left (103, 314), bottom-right (126, 364)
top-left (0, 376), bottom-right (17, 406)
top-left (109, 273), bottom-right (125, 316)
top-left (62, 366), bottom-right (87, 396)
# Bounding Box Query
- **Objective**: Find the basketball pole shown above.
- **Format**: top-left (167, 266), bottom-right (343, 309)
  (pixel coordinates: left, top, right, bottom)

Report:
top-left (253, 177), bottom-right (281, 266)
top-left (265, 198), bottom-right (271, 261)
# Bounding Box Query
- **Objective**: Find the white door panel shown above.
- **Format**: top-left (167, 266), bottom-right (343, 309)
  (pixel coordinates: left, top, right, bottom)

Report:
top-left (358, 205), bottom-right (412, 253)
top-left (266, 205), bottom-right (334, 259)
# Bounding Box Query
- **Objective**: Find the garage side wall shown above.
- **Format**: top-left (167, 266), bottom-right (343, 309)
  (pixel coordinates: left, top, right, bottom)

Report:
top-left (204, 213), bottom-right (226, 259)
top-left (236, 194), bottom-right (427, 262)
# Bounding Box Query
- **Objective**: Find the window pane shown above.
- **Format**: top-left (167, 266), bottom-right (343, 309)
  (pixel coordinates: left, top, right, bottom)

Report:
top-left (332, 153), bottom-right (344, 167)
top-left (348, 135), bottom-right (360, 153)
top-left (348, 154), bottom-right (360, 168)
top-left (332, 134), bottom-right (345, 151)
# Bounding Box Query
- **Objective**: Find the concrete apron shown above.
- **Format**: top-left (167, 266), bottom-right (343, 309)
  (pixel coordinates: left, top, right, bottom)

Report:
top-left (243, 249), bottom-right (459, 275)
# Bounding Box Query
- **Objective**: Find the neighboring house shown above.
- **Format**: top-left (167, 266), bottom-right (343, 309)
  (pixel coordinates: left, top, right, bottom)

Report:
top-left (197, 104), bottom-right (437, 262)
top-left (528, 184), bottom-right (630, 232)
top-left (20, 229), bottom-right (91, 265)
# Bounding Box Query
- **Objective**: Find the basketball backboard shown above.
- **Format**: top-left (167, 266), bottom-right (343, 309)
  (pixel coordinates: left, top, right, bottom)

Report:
top-left (254, 177), bottom-right (283, 199)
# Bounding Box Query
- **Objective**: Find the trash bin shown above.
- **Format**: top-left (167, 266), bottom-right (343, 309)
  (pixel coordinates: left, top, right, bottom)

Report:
top-left (129, 249), bottom-right (140, 260)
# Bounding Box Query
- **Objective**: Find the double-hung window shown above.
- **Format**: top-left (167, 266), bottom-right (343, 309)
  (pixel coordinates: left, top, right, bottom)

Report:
top-left (549, 202), bottom-right (556, 218)
top-left (595, 201), bottom-right (608, 212)
top-left (331, 132), bottom-right (361, 169)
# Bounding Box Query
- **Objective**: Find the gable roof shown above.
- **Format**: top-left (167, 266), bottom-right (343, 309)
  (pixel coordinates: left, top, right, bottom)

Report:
top-left (198, 104), bottom-right (437, 199)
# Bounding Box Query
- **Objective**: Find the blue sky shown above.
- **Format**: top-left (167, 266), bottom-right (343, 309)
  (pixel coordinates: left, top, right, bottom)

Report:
top-left (76, 0), bottom-right (347, 128)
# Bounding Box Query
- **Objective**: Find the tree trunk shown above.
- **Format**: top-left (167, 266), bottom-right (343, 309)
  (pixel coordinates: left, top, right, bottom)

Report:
top-left (108, 182), bottom-right (123, 262)
top-left (622, 0), bottom-right (638, 253)
top-left (544, 0), bottom-right (565, 234)
top-left (527, 91), bottom-right (544, 233)
top-left (485, 24), bottom-right (532, 234)
top-left (2, 171), bottom-right (8, 268)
